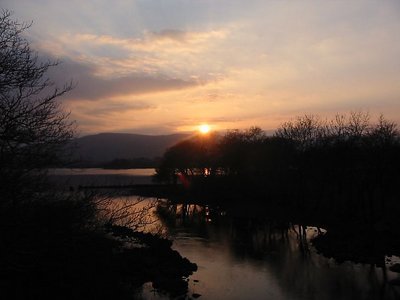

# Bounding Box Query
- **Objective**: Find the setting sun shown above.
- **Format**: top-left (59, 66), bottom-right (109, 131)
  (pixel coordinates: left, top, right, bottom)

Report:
top-left (199, 124), bottom-right (211, 134)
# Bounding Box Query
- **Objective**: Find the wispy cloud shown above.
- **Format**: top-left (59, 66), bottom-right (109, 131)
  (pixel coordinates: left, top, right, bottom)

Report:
top-left (80, 101), bottom-right (156, 116)
top-left (46, 56), bottom-right (201, 102)
top-left (38, 28), bottom-right (229, 79)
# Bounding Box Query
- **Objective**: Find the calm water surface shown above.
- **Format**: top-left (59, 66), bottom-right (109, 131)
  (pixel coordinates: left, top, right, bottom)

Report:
top-left (115, 196), bottom-right (400, 300)
top-left (50, 168), bottom-right (155, 176)
top-left (49, 168), bottom-right (156, 186)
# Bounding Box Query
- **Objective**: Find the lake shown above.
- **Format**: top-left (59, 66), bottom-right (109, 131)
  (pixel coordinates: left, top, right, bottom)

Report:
top-left (50, 168), bottom-right (156, 176)
top-left (53, 169), bottom-right (400, 299)
top-left (111, 196), bottom-right (400, 300)
top-left (49, 168), bottom-right (156, 186)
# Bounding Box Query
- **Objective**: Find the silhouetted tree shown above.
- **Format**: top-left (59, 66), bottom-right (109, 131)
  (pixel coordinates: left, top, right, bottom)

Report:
top-left (274, 112), bottom-right (400, 220)
top-left (274, 114), bottom-right (328, 150)
top-left (156, 112), bottom-right (400, 223)
top-left (0, 10), bottom-right (74, 202)
top-left (155, 133), bottom-right (219, 183)
top-left (217, 127), bottom-right (266, 175)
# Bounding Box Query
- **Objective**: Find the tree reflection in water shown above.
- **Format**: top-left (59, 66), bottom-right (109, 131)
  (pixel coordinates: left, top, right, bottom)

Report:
top-left (153, 200), bottom-right (400, 300)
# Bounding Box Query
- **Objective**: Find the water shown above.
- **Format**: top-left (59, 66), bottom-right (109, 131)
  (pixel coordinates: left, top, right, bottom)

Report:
top-left (116, 197), bottom-right (400, 300)
top-left (171, 226), bottom-right (395, 300)
top-left (49, 168), bottom-right (155, 176)
top-left (49, 168), bottom-right (156, 186)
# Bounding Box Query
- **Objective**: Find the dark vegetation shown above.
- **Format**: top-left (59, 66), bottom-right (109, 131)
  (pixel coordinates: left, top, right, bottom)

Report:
top-left (0, 10), bottom-right (196, 299)
top-left (155, 113), bottom-right (400, 264)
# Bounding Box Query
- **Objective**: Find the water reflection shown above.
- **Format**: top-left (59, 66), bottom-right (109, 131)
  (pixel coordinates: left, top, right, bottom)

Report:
top-left (117, 197), bottom-right (400, 299)
top-left (106, 195), bottom-right (165, 234)
top-left (158, 201), bottom-right (400, 300)
top-left (50, 168), bottom-right (156, 176)
top-left (49, 168), bottom-right (155, 187)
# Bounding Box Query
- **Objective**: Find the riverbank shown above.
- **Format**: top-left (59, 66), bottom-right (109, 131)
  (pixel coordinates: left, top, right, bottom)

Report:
top-left (0, 193), bottom-right (197, 299)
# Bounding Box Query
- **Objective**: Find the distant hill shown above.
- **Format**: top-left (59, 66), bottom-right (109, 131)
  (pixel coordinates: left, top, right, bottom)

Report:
top-left (71, 132), bottom-right (190, 165)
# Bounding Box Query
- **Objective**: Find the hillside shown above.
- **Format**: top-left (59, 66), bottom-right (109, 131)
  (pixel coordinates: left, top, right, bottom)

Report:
top-left (71, 132), bottom-right (190, 165)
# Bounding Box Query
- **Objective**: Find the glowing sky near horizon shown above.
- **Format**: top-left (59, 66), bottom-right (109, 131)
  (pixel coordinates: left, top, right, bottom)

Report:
top-left (3, 0), bottom-right (400, 135)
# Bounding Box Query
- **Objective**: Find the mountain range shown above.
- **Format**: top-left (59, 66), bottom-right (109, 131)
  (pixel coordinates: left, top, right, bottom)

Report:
top-left (71, 132), bottom-right (190, 165)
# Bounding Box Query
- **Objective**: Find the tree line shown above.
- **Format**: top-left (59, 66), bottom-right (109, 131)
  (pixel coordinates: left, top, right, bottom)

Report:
top-left (155, 113), bottom-right (400, 226)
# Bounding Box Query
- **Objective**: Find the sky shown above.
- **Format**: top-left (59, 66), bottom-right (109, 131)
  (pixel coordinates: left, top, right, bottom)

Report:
top-left (3, 0), bottom-right (400, 136)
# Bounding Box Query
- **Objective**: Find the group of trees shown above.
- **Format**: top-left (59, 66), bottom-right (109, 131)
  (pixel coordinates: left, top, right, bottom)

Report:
top-left (275, 112), bottom-right (398, 149)
top-left (156, 113), bottom-right (400, 225)
top-left (155, 127), bottom-right (275, 180)
top-left (157, 113), bottom-right (400, 182)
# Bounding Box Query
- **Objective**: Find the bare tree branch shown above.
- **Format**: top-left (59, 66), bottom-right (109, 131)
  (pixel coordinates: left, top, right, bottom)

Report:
top-left (0, 10), bottom-right (75, 203)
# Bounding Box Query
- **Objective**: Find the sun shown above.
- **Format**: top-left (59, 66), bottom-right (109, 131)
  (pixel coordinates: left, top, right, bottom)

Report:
top-left (198, 124), bottom-right (211, 134)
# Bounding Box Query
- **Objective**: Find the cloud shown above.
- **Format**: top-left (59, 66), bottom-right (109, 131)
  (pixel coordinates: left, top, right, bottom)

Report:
top-left (35, 27), bottom-right (230, 112)
top-left (145, 29), bottom-right (228, 46)
top-left (46, 57), bottom-right (200, 101)
top-left (66, 97), bottom-right (160, 135)
top-left (36, 28), bottom-right (229, 79)
top-left (64, 29), bottom-right (228, 50)
top-left (81, 101), bottom-right (156, 116)
top-left (70, 74), bottom-right (197, 101)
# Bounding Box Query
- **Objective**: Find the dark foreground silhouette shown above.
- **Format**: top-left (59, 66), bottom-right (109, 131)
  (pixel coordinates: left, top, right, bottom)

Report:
top-left (0, 196), bottom-right (197, 299)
